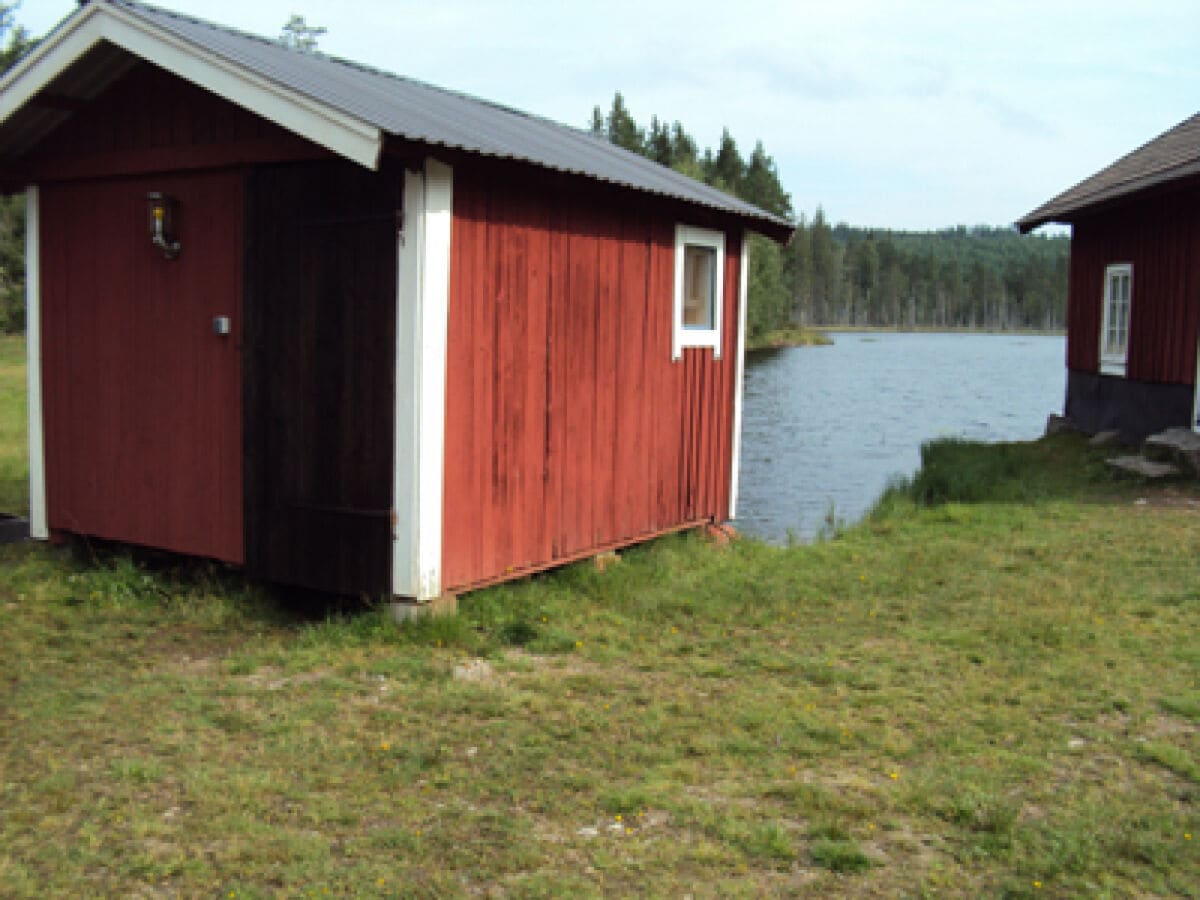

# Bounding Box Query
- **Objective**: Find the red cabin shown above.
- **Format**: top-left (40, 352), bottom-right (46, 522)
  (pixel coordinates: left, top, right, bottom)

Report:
top-left (0, 0), bottom-right (789, 601)
top-left (1019, 113), bottom-right (1200, 441)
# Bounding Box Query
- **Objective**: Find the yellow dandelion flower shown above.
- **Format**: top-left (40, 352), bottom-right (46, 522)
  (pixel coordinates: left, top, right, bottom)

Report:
top-left (615, 814), bottom-right (623, 822)
top-left (670, 626), bottom-right (678, 634)
top-left (868, 822), bottom-right (875, 831)
top-left (574, 640), bottom-right (583, 649)
top-left (625, 826), bottom-right (633, 834)
top-left (1186, 833), bottom-right (1192, 840)
top-left (889, 771), bottom-right (899, 780)
top-left (1033, 881), bottom-right (1041, 889)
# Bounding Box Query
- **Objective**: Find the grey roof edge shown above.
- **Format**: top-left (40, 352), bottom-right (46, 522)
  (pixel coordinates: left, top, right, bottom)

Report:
top-left (97, 0), bottom-right (793, 239)
top-left (1017, 159), bottom-right (1200, 232)
top-left (1016, 111), bottom-right (1200, 233)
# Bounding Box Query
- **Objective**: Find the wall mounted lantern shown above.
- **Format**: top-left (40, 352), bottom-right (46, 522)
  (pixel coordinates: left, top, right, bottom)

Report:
top-left (146, 191), bottom-right (181, 260)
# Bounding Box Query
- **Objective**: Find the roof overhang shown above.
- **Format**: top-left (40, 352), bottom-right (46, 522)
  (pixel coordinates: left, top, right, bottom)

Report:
top-left (0, 1), bottom-right (382, 173)
top-left (1017, 158), bottom-right (1200, 233)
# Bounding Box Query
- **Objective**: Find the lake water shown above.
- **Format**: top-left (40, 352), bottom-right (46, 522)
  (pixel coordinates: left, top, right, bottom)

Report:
top-left (735, 332), bottom-right (1066, 542)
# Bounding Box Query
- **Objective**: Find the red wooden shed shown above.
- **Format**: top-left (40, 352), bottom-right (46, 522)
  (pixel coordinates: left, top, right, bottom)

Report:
top-left (0, 0), bottom-right (790, 601)
top-left (1018, 112), bottom-right (1200, 441)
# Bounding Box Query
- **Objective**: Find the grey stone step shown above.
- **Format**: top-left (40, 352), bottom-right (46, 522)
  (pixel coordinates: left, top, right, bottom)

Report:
top-left (1142, 427), bottom-right (1200, 476)
top-left (1107, 455), bottom-right (1182, 479)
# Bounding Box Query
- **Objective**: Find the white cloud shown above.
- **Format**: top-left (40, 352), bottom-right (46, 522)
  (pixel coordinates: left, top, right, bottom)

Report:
top-left (20, 0), bottom-right (1200, 229)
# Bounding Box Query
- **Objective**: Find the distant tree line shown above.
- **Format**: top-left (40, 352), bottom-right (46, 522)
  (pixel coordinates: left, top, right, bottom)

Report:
top-left (791, 215), bottom-right (1068, 330)
top-left (0, 24), bottom-right (1068, 338)
top-left (590, 93), bottom-right (795, 341)
top-left (0, 3), bottom-right (34, 333)
top-left (590, 92), bottom-right (1069, 335)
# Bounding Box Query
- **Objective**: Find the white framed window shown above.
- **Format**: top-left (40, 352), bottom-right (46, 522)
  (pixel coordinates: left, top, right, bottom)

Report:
top-left (672, 224), bottom-right (725, 360)
top-left (1100, 263), bottom-right (1132, 376)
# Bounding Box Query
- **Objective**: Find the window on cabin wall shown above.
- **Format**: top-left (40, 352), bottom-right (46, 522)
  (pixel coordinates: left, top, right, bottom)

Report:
top-left (672, 224), bottom-right (724, 359)
top-left (1100, 263), bottom-right (1132, 376)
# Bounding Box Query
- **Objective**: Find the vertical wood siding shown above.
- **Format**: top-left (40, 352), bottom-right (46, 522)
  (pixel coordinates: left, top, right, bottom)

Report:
top-left (40, 171), bottom-right (244, 562)
top-left (1067, 187), bottom-right (1200, 383)
top-left (442, 172), bottom-right (740, 591)
top-left (27, 61), bottom-right (328, 182)
top-left (242, 161), bottom-right (399, 595)
top-left (29, 61), bottom-right (331, 570)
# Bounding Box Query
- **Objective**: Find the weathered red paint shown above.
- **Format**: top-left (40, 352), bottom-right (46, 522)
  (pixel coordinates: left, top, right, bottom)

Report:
top-left (21, 56), bottom-right (754, 591)
top-left (27, 62), bottom-right (338, 565)
top-left (40, 171), bottom-right (244, 562)
top-left (1067, 186), bottom-right (1200, 383)
top-left (29, 61), bottom-right (330, 184)
top-left (442, 170), bottom-right (741, 591)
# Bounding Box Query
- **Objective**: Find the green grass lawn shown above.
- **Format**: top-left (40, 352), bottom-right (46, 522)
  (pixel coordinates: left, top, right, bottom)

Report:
top-left (0, 334), bottom-right (27, 515)
top-left (745, 325), bottom-right (832, 350)
top-left (0, 343), bottom-right (1197, 896)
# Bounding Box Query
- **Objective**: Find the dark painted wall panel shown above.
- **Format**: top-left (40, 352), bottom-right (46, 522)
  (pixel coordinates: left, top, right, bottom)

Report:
top-left (243, 161), bottom-right (400, 595)
top-left (1065, 368), bottom-right (1194, 441)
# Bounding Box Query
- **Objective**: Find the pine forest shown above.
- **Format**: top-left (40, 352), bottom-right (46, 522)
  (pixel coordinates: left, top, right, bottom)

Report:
top-left (0, 15), bottom-right (1069, 341)
top-left (590, 92), bottom-right (1069, 341)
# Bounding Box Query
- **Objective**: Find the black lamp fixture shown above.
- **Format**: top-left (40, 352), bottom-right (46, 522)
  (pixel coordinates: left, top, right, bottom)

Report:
top-left (146, 191), bottom-right (181, 260)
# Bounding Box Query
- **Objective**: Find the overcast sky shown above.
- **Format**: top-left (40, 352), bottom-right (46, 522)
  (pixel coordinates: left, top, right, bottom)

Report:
top-left (22, 0), bottom-right (1200, 231)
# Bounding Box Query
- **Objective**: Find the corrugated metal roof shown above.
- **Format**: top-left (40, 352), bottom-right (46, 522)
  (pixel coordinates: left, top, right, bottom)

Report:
top-left (1017, 111), bottom-right (1200, 233)
top-left (13, 0), bottom-right (791, 238)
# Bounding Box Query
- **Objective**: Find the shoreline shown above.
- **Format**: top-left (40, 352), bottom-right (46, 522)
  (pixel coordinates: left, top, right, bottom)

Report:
top-left (744, 326), bottom-right (833, 351)
top-left (811, 324), bottom-right (1065, 336)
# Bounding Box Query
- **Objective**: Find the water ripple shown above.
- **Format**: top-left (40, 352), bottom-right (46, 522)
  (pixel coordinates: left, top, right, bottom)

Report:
top-left (736, 332), bottom-right (1066, 542)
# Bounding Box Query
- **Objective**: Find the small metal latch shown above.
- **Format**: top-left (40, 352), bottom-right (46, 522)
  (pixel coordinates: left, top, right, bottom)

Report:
top-left (213, 315), bottom-right (231, 336)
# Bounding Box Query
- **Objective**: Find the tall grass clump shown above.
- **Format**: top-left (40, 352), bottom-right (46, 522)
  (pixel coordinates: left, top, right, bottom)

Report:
top-left (875, 432), bottom-right (1131, 512)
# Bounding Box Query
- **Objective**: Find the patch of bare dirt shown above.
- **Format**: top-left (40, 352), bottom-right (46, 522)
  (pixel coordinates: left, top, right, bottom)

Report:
top-left (1131, 486), bottom-right (1200, 509)
top-left (242, 666), bottom-right (331, 691)
top-left (1143, 714), bottom-right (1199, 739)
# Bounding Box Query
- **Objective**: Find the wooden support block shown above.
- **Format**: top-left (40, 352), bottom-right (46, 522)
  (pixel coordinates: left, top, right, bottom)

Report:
top-left (593, 550), bottom-right (621, 573)
top-left (387, 592), bottom-right (458, 622)
top-left (703, 522), bottom-right (739, 547)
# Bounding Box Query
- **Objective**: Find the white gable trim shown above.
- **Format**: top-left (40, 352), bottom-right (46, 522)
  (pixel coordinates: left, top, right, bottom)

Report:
top-left (25, 186), bottom-right (46, 540)
top-left (0, 3), bottom-right (382, 169)
top-left (728, 230), bottom-right (750, 520)
top-left (393, 158), bottom-right (453, 601)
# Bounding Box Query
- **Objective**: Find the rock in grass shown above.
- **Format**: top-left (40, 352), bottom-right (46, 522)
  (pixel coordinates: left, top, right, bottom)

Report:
top-left (1106, 456), bottom-right (1181, 479)
top-left (1088, 430), bottom-right (1122, 447)
top-left (1142, 427), bottom-right (1200, 476)
top-left (453, 658), bottom-right (495, 683)
top-left (1045, 413), bottom-right (1078, 436)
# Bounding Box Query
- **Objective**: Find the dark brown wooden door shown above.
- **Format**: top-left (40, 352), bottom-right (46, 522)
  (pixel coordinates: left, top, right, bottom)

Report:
top-left (243, 161), bottom-right (399, 595)
top-left (40, 172), bottom-right (245, 562)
